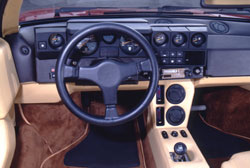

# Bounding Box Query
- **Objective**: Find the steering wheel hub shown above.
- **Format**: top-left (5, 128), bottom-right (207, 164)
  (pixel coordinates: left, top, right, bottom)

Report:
top-left (97, 61), bottom-right (121, 87)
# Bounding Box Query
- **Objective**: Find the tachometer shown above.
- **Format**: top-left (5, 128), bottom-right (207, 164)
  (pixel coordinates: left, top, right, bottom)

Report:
top-left (77, 35), bottom-right (98, 55)
top-left (120, 36), bottom-right (141, 55)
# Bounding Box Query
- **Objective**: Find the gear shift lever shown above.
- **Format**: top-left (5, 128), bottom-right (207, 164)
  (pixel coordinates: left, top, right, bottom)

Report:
top-left (170, 142), bottom-right (190, 162)
top-left (174, 142), bottom-right (187, 155)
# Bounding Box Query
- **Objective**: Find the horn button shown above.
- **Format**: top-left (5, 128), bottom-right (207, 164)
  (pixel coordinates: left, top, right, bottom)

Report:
top-left (97, 61), bottom-right (122, 87)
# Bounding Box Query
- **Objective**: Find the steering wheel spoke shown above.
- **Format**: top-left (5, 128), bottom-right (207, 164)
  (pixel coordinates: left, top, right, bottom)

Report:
top-left (63, 65), bottom-right (78, 79)
top-left (105, 105), bottom-right (119, 120)
top-left (138, 59), bottom-right (152, 72)
top-left (78, 66), bottom-right (98, 82)
top-left (119, 59), bottom-right (152, 81)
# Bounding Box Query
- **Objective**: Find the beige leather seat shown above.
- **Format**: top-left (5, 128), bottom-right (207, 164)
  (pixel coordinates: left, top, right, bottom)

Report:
top-left (221, 151), bottom-right (250, 168)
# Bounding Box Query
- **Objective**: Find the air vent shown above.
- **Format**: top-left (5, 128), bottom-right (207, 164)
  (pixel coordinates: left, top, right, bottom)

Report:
top-left (210, 21), bottom-right (229, 34)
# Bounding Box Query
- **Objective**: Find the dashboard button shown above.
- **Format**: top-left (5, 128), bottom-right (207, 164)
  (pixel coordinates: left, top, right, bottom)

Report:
top-left (49, 72), bottom-right (55, 79)
top-left (177, 51), bottom-right (184, 57)
top-left (176, 58), bottom-right (184, 64)
top-left (38, 41), bottom-right (47, 49)
top-left (170, 58), bottom-right (176, 65)
top-left (171, 131), bottom-right (178, 137)
top-left (193, 67), bottom-right (202, 75)
top-left (160, 50), bottom-right (169, 57)
top-left (161, 58), bottom-right (169, 65)
top-left (162, 131), bottom-right (169, 139)
top-left (180, 130), bottom-right (187, 137)
top-left (170, 51), bottom-right (176, 57)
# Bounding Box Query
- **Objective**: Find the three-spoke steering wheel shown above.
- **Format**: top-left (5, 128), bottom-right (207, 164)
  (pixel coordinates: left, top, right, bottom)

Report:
top-left (56, 23), bottom-right (159, 126)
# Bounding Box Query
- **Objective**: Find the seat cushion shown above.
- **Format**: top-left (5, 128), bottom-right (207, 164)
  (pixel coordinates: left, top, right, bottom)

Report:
top-left (221, 151), bottom-right (250, 168)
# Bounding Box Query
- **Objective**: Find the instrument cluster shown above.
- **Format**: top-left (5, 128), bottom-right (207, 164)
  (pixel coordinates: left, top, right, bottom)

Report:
top-left (40, 30), bottom-right (207, 60)
top-left (47, 33), bottom-right (142, 57)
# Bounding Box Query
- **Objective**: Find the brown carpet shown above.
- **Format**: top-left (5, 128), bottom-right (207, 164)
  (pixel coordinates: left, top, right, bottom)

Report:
top-left (11, 93), bottom-right (88, 168)
top-left (11, 92), bottom-right (155, 168)
top-left (202, 87), bottom-right (250, 168)
top-left (203, 87), bottom-right (250, 140)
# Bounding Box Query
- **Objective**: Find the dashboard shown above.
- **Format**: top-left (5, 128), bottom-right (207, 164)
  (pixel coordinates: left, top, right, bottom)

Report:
top-left (6, 18), bottom-right (250, 84)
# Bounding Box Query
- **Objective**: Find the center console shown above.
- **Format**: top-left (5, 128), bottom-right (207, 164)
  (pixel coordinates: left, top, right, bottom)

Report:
top-left (147, 80), bottom-right (209, 168)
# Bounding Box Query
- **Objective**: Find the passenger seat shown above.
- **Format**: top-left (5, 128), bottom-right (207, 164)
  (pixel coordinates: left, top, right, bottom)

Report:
top-left (221, 151), bottom-right (250, 168)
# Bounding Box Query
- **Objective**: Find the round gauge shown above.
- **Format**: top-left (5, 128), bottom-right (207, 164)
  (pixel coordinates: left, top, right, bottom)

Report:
top-left (191, 33), bottom-right (206, 47)
top-left (120, 36), bottom-right (141, 55)
top-left (76, 35), bottom-right (98, 55)
top-left (154, 32), bottom-right (168, 46)
top-left (49, 33), bottom-right (64, 48)
top-left (172, 33), bottom-right (187, 47)
top-left (103, 34), bottom-right (115, 44)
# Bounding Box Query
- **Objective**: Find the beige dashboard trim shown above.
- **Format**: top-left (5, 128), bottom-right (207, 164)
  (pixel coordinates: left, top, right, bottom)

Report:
top-left (205, 0), bottom-right (250, 5)
top-left (15, 81), bottom-right (149, 104)
top-left (194, 76), bottom-right (250, 88)
top-left (16, 76), bottom-right (250, 104)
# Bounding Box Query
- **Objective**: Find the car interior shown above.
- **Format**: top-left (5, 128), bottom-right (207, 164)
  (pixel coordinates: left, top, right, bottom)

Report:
top-left (1, 0), bottom-right (250, 168)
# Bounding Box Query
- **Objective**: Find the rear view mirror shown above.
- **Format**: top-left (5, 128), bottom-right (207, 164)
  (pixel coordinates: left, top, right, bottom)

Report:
top-left (201, 0), bottom-right (250, 8)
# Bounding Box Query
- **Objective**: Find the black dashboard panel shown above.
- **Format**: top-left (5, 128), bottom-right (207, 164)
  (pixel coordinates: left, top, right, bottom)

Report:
top-left (5, 33), bottom-right (35, 82)
top-left (7, 17), bottom-right (250, 83)
top-left (34, 20), bottom-right (207, 83)
top-left (206, 50), bottom-right (250, 77)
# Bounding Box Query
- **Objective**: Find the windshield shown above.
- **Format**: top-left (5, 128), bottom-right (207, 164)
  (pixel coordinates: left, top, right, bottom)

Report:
top-left (20, 0), bottom-right (249, 22)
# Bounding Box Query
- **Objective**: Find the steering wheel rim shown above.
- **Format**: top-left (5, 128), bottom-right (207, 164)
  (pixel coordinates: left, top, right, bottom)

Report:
top-left (56, 23), bottom-right (159, 126)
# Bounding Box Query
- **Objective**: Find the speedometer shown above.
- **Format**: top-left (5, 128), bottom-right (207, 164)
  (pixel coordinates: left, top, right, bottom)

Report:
top-left (77, 35), bottom-right (98, 55)
top-left (120, 36), bottom-right (141, 55)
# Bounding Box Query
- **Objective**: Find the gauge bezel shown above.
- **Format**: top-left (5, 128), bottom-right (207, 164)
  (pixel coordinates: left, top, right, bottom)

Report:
top-left (171, 32), bottom-right (188, 49)
top-left (102, 34), bottom-right (116, 44)
top-left (119, 36), bottom-right (141, 55)
top-left (49, 33), bottom-right (65, 49)
top-left (172, 33), bottom-right (187, 47)
top-left (154, 32), bottom-right (168, 46)
top-left (191, 33), bottom-right (206, 47)
top-left (76, 35), bottom-right (98, 56)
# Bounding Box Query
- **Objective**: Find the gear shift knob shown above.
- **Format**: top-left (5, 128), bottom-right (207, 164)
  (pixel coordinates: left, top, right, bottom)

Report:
top-left (174, 142), bottom-right (187, 155)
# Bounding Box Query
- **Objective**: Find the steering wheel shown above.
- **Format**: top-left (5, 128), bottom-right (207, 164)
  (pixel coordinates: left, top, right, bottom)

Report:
top-left (56, 23), bottom-right (159, 126)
